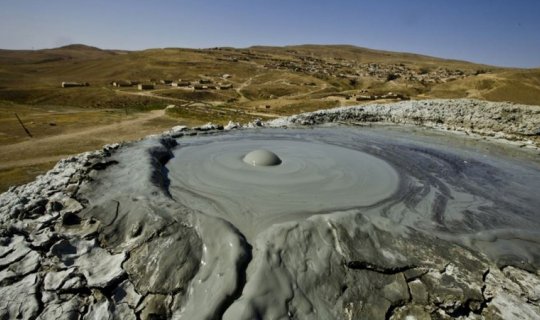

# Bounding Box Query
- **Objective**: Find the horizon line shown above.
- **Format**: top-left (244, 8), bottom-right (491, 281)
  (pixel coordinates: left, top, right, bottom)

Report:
top-left (1, 42), bottom-right (537, 70)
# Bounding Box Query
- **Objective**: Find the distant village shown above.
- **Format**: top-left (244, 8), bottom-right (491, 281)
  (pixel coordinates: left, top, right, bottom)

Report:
top-left (61, 74), bottom-right (234, 91)
top-left (61, 49), bottom-right (489, 104)
top-left (262, 56), bottom-right (481, 85)
top-left (208, 48), bottom-right (485, 85)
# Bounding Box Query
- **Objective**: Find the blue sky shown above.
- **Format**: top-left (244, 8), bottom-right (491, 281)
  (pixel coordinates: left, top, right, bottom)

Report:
top-left (1, 0), bottom-right (539, 67)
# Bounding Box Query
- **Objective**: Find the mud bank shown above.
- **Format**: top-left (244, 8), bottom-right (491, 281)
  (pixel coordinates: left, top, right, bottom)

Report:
top-left (1, 100), bottom-right (540, 319)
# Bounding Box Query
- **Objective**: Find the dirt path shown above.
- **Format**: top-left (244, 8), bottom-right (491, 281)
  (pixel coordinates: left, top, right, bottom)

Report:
top-left (114, 89), bottom-right (190, 103)
top-left (236, 74), bottom-right (263, 102)
top-left (116, 87), bottom-right (280, 118)
top-left (284, 81), bottom-right (329, 99)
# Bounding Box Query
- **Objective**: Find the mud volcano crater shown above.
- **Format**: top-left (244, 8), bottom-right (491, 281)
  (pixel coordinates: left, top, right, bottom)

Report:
top-left (167, 129), bottom-right (540, 258)
top-left (2, 119), bottom-right (540, 319)
top-left (164, 127), bottom-right (540, 319)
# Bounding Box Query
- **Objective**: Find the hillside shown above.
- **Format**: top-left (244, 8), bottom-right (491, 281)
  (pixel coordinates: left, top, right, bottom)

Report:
top-left (0, 44), bottom-right (539, 191)
top-left (1, 44), bottom-right (539, 112)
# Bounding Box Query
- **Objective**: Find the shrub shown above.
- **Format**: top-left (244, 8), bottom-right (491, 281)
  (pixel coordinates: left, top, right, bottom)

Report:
top-left (386, 73), bottom-right (399, 82)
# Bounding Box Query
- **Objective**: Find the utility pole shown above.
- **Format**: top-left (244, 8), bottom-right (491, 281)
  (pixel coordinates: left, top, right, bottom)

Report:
top-left (14, 113), bottom-right (33, 138)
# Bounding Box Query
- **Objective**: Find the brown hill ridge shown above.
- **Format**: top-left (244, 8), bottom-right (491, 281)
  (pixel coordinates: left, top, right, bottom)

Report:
top-left (0, 43), bottom-right (539, 191)
top-left (0, 43), bottom-right (539, 111)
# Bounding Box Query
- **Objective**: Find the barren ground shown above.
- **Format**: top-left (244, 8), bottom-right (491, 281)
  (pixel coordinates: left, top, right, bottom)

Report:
top-left (0, 109), bottom-right (183, 191)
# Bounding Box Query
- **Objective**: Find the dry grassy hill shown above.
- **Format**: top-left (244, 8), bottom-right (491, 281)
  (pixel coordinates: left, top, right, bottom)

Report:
top-left (1, 44), bottom-right (539, 111)
top-left (0, 44), bottom-right (539, 191)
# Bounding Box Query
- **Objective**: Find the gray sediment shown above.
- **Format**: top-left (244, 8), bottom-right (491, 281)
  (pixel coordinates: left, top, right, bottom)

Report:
top-left (266, 98), bottom-right (540, 149)
top-left (0, 99), bottom-right (539, 319)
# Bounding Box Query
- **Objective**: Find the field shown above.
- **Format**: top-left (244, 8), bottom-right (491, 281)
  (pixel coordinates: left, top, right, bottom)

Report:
top-left (1, 44), bottom-right (539, 191)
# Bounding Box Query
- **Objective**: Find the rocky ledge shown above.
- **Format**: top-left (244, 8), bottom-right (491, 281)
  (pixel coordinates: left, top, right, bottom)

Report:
top-left (266, 99), bottom-right (540, 149)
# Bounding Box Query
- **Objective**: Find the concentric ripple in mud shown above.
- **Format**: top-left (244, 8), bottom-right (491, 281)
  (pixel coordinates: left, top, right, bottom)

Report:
top-left (168, 137), bottom-right (399, 237)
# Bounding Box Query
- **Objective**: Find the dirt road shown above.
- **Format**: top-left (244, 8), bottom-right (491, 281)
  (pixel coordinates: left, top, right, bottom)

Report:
top-left (115, 89), bottom-right (190, 104)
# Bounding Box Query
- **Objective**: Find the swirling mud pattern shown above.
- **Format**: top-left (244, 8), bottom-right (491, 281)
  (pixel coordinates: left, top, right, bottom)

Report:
top-left (169, 128), bottom-right (540, 255)
top-left (163, 127), bottom-right (540, 318)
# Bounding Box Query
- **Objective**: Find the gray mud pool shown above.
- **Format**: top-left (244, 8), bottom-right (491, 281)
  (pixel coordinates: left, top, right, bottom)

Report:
top-left (161, 126), bottom-right (540, 319)
top-left (168, 127), bottom-right (540, 264)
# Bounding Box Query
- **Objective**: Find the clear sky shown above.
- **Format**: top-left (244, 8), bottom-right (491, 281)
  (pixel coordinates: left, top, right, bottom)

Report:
top-left (1, 0), bottom-right (539, 68)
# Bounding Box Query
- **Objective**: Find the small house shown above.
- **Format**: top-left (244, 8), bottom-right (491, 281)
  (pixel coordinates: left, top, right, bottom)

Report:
top-left (138, 84), bottom-right (154, 90)
top-left (172, 81), bottom-right (191, 87)
top-left (61, 82), bottom-right (88, 88)
top-left (356, 95), bottom-right (374, 101)
top-left (113, 80), bottom-right (132, 87)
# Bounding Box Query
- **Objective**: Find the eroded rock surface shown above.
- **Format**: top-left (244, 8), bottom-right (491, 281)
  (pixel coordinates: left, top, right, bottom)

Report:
top-left (0, 100), bottom-right (539, 319)
top-left (266, 99), bottom-right (540, 148)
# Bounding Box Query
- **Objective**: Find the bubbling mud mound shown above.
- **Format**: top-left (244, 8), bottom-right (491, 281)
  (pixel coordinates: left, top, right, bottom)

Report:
top-left (1, 123), bottom-right (540, 319)
top-left (242, 149), bottom-right (282, 166)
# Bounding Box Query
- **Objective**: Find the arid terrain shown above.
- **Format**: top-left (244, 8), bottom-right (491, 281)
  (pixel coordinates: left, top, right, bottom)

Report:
top-left (1, 44), bottom-right (540, 319)
top-left (1, 44), bottom-right (540, 191)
